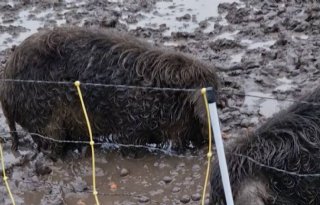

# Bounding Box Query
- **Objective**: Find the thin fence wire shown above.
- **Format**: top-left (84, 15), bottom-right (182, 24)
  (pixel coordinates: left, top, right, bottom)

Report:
top-left (233, 153), bottom-right (320, 177)
top-left (0, 79), bottom-right (197, 92)
top-left (2, 130), bottom-right (320, 178)
top-left (221, 88), bottom-right (320, 106)
top-left (0, 78), bottom-right (319, 106)
top-left (0, 130), bottom-right (200, 158)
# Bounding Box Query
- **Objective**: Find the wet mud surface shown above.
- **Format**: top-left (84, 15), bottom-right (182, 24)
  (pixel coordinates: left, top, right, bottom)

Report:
top-left (1, 0), bottom-right (320, 204)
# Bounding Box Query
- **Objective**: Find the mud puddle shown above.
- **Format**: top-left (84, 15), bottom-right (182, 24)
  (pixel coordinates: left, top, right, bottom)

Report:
top-left (120, 0), bottom-right (240, 36)
top-left (0, 140), bottom-right (209, 205)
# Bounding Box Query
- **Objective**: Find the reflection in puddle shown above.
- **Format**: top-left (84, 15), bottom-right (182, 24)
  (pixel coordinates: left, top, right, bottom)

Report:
top-left (230, 51), bottom-right (244, 63)
top-left (107, 0), bottom-right (124, 2)
top-left (274, 77), bottom-right (296, 92)
top-left (0, 8), bottom-right (66, 51)
top-left (6, 0), bottom-right (14, 7)
top-left (275, 84), bottom-right (294, 92)
top-left (259, 99), bottom-right (282, 118)
top-left (241, 39), bottom-right (276, 50)
top-left (0, 0), bottom-right (242, 51)
top-left (214, 30), bottom-right (239, 40)
top-left (249, 40), bottom-right (275, 50)
top-left (163, 39), bottom-right (195, 47)
top-left (163, 41), bottom-right (180, 47)
top-left (122, 0), bottom-right (239, 36)
top-left (240, 39), bottom-right (252, 44)
top-left (65, 0), bottom-right (86, 8)
top-left (291, 33), bottom-right (308, 41)
top-left (243, 91), bottom-right (291, 118)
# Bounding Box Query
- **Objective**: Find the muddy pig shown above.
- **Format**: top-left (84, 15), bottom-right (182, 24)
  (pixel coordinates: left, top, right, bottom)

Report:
top-left (0, 26), bottom-right (220, 156)
top-left (210, 86), bottom-right (320, 205)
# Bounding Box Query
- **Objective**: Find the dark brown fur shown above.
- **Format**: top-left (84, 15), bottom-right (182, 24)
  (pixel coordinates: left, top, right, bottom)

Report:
top-left (0, 26), bottom-right (220, 156)
top-left (210, 87), bottom-right (320, 205)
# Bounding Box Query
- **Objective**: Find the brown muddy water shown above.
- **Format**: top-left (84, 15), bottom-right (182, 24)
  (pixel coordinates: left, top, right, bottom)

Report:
top-left (1, 0), bottom-right (320, 204)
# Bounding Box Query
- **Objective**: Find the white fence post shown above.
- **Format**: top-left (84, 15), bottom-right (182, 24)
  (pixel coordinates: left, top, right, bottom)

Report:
top-left (207, 87), bottom-right (234, 205)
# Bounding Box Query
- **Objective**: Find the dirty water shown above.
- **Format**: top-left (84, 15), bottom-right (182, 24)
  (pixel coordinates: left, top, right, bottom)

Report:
top-left (243, 91), bottom-right (292, 118)
top-left (0, 7), bottom-right (66, 50)
top-left (121, 0), bottom-right (240, 36)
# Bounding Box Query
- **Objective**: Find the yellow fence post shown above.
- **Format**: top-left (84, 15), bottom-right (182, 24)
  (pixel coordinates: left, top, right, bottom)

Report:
top-left (74, 81), bottom-right (100, 205)
top-left (0, 142), bottom-right (16, 205)
top-left (201, 88), bottom-right (213, 205)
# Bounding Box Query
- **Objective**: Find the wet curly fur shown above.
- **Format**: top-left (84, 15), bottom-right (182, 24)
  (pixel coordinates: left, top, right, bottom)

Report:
top-left (210, 87), bottom-right (320, 205)
top-left (0, 26), bottom-right (220, 156)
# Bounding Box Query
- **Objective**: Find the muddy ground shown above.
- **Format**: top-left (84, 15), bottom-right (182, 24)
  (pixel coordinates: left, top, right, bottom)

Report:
top-left (0, 0), bottom-right (320, 204)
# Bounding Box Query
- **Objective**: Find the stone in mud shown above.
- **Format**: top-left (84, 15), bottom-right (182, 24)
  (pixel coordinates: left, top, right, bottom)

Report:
top-left (172, 187), bottom-right (181, 193)
top-left (138, 196), bottom-right (150, 203)
top-left (191, 193), bottom-right (201, 201)
top-left (120, 168), bottom-right (129, 177)
top-left (176, 14), bottom-right (191, 21)
top-left (199, 20), bottom-right (209, 29)
top-left (163, 176), bottom-right (173, 184)
top-left (192, 164), bottom-right (201, 172)
top-left (180, 195), bottom-right (191, 203)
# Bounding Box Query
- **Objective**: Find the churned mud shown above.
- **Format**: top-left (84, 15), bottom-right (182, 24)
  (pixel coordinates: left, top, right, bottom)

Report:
top-left (1, 0), bottom-right (320, 204)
